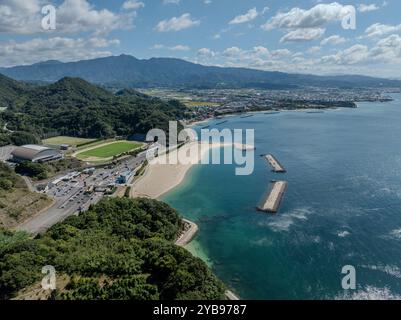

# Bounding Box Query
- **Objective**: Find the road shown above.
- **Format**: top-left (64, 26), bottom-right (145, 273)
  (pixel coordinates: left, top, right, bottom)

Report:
top-left (17, 153), bottom-right (146, 235)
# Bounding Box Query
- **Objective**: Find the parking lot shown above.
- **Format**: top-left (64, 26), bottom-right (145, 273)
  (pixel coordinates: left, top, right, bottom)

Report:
top-left (17, 151), bottom-right (147, 234)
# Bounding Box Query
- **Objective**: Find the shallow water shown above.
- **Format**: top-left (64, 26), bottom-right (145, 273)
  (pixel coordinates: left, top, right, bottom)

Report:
top-left (162, 94), bottom-right (401, 299)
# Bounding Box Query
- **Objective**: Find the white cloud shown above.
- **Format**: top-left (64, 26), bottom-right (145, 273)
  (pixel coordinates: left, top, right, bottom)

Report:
top-left (358, 4), bottom-right (379, 12)
top-left (0, 0), bottom-right (136, 35)
top-left (163, 0), bottom-right (180, 4)
top-left (280, 28), bottom-right (325, 43)
top-left (150, 44), bottom-right (190, 51)
top-left (321, 35), bottom-right (346, 46)
top-left (0, 0), bottom-right (43, 34)
top-left (0, 36), bottom-right (119, 67)
top-left (364, 23), bottom-right (401, 38)
top-left (122, 0), bottom-right (145, 10)
top-left (321, 44), bottom-right (369, 65)
top-left (155, 13), bottom-right (200, 32)
top-left (321, 34), bottom-right (401, 66)
top-left (198, 48), bottom-right (216, 58)
top-left (229, 8), bottom-right (259, 25)
top-left (261, 2), bottom-right (355, 30)
top-left (170, 45), bottom-right (190, 51)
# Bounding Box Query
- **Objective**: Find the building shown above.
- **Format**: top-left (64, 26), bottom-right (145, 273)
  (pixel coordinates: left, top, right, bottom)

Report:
top-left (116, 170), bottom-right (133, 184)
top-left (11, 145), bottom-right (62, 163)
top-left (60, 144), bottom-right (70, 151)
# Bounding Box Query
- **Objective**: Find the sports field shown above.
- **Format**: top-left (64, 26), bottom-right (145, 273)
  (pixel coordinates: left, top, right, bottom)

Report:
top-left (43, 136), bottom-right (96, 146)
top-left (76, 141), bottom-right (142, 160)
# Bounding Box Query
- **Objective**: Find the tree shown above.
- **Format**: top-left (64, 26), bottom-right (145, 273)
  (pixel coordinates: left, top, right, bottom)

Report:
top-left (15, 161), bottom-right (48, 180)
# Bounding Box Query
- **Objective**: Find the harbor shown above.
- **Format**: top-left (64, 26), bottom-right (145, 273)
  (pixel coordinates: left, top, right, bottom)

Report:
top-left (265, 154), bottom-right (286, 173)
top-left (258, 181), bottom-right (288, 213)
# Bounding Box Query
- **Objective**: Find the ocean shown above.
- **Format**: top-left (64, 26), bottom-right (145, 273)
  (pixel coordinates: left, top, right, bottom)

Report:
top-left (162, 94), bottom-right (401, 300)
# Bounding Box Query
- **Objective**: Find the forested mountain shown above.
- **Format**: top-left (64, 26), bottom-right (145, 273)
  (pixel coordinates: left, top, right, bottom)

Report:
top-left (0, 74), bottom-right (29, 109)
top-left (0, 75), bottom-right (188, 139)
top-left (1, 54), bottom-right (401, 89)
top-left (0, 198), bottom-right (226, 300)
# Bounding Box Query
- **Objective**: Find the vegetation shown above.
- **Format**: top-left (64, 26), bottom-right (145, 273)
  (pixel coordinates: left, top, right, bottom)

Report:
top-left (77, 141), bottom-right (143, 160)
top-left (0, 198), bottom-right (225, 300)
top-left (0, 163), bottom-right (52, 228)
top-left (43, 136), bottom-right (96, 147)
top-left (0, 76), bottom-right (188, 140)
top-left (15, 158), bottom-right (85, 180)
top-left (0, 131), bottom-right (40, 147)
top-left (15, 162), bottom-right (48, 180)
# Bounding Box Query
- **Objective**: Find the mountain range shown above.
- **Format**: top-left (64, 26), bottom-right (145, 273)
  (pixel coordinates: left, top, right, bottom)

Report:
top-left (1, 54), bottom-right (401, 89)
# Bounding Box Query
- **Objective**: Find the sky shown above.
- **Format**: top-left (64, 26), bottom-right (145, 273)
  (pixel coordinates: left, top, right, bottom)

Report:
top-left (0, 0), bottom-right (401, 78)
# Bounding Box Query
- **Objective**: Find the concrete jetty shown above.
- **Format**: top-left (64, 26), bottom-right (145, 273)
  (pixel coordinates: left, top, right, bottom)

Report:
top-left (265, 154), bottom-right (286, 173)
top-left (258, 181), bottom-right (288, 213)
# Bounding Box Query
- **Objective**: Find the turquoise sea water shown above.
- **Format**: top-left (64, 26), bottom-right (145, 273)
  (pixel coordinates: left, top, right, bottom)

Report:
top-left (162, 94), bottom-right (401, 300)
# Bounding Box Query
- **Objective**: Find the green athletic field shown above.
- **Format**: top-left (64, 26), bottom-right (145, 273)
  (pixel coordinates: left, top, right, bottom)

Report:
top-left (77, 141), bottom-right (142, 159)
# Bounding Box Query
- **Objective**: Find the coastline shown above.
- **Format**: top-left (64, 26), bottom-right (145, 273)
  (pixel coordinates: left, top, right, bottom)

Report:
top-left (131, 141), bottom-right (210, 199)
top-left (130, 141), bottom-right (253, 199)
top-left (175, 219), bottom-right (199, 247)
top-left (130, 140), bottom-right (242, 300)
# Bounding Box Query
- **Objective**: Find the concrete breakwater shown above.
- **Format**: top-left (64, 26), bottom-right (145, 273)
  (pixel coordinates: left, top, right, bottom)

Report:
top-left (265, 154), bottom-right (286, 173)
top-left (258, 181), bottom-right (288, 213)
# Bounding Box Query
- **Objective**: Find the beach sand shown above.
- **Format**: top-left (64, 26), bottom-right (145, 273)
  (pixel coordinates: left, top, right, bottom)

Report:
top-left (131, 141), bottom-right (254, 199)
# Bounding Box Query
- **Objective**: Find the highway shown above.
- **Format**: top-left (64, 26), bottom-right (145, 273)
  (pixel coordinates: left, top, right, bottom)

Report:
top-left (17, 153), bottom-right (146, 235)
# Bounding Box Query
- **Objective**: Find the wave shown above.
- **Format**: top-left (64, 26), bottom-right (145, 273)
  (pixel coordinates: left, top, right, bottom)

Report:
top-left (260, 207), bottom-right (312, 232)
top-left (335, 286), bottom-right (401, 300)
top-left (389, 228), bottom-right (401, 239)
top-left (362, 264), bottom-right (401, 279)
top-left (337, 231), bottom-right (351, 238)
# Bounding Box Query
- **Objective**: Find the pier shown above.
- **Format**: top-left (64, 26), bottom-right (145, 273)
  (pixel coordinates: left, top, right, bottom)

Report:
top-left (265, 154), bottom-right (286, 173)
top-left (258, 181), bottom-right (288, 213)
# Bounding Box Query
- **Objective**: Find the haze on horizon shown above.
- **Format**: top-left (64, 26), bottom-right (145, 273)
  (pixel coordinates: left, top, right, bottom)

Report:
top-left (0, 0), bottom-right (401, 79)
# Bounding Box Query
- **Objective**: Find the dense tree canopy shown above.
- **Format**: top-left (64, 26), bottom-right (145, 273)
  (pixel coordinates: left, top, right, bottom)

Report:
top-left (0, 198), bottom-right (225, 300)
top-left (0, 76), bottom-right (188, 139)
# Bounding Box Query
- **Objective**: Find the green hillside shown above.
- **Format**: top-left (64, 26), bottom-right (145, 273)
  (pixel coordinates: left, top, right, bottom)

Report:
top-left (0, 198), bottom-right (226, 300)
top-left (0, 75), bottom-right (188, 140)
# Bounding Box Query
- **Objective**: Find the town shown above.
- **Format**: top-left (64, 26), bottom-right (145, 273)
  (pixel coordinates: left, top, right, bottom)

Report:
top-left (139, 87), bottom-right (397, 121)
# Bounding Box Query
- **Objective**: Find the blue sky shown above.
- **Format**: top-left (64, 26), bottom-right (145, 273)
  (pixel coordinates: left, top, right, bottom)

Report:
top-left (1, 0), bottom-right (401, 78)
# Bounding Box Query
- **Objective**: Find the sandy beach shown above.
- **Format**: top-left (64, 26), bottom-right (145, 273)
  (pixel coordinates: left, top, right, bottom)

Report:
top-left (131, 141), bottom-right (205, 199)
top-left (131, 141), bottom-right (253, 199)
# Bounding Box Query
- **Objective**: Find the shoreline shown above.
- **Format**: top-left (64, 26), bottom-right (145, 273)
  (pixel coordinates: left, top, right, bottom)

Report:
top-left (130, 141), bottom-right (252, 199)
top-left (175, 219), bottom-right (199, 247)
top-left (130, 140), bottom-right (242, 300)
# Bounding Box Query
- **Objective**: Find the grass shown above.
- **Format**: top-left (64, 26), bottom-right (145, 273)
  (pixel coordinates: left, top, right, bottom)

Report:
top-left (43, 136), bottom-right (96, 146)
top-left (77, 141), bottom-right (142, 160)
top-left (0, 188), bottom-right (53, 229)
